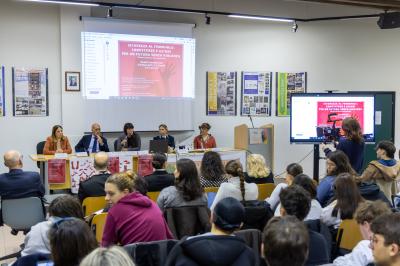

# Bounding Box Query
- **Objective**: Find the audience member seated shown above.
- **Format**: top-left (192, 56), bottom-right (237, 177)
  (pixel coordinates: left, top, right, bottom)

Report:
top-left (166, 197), bottom-right (256, 266)
top-left (78, 152), bottom-right (111, 202)
top-left (333, 200), bottom-right (391, 266)
top-left (262, 216), bottom-right (309, 266)
top-left (199, 151), bottom-right (228, 187)
top-left (0, 150), bottom-right (45, 200)
top-left (322, 117), bottom-right (365, 174)
top-left (265, 162), bottom-right (303, 211)
top-left (43, 125), bottom-right (72, 155)
top-left (22, 195), bottom-right (84, 256)
top-left (75, 123), bottom-right (110, 153)
top-left (210, 160), bottom-right (258, 210)
top-left (321, 173), bottom-right (364, 229)
top-left (116, 122), bottom-right (141, 151)
top-left (358, 140), bottom-right (400, 202)
top-left (279, 185), bottom-right (330, 266)
top-left (244, 154), bottom-right (273, 184)
top-left (275, 174), bottom-right (322, 221)
top-left (80, 246), bottom-right (135, 266)
top-left (193, 122), bottom-right (216, 149)
top-left (317, 150), bottom-right (357, 207)
top-left (144, 152), bottom-right (175, 192)
top-left (370, 213), bottom-right (400, 266)
top-left (153, 123), bottom-right (175, 150)
top-left (358, 181), bottom-right (392, 207)
top-left (14, 218), bottom-right (98, 266)
top-left (157, 158), bottom-right (207, 212)
top-left (102, 171), bottom-right (173, 246)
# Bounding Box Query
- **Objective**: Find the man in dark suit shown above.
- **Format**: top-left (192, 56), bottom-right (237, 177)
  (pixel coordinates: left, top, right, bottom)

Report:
top-left (78, 152), bottom-right (111, 202)
top-left (0, 150), bottom-right (45, 200)
top-left (143, 153), bottom-right (174, 192)
top-left (75, 123), bottom-right (109, 153)
top-left (153, 124), bottom-right (175, 150)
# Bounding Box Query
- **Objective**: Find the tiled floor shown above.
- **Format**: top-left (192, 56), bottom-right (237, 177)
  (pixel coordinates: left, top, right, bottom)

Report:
top-left (0, 225), bottom-right (24, 265)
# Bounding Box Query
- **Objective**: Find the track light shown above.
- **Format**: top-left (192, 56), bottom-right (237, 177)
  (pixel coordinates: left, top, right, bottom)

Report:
top-left (107, 7), bottom-right (113, 18)
top-left (205, 13), bottom-right (211, 25)
top-left (228, 14), bottom-right (294, 23)
top-left (292, 21), bottom-right (298, 32)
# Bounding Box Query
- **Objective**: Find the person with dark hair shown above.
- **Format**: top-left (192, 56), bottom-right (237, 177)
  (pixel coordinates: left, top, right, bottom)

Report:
top-left (323, 117), bottom-right (365, 173)
top-left (166, 197), bottom-right (256, 266)
top-left (370, 213), bottom-right (400, 266)
top-left (78, 152), bottom-right (111, 202)
top-left (333, 200), bottom-right (392, 266)
top-left (358, 140), bottom-right (400, 201)
top-left (153, 124), bottom-right (175, 150)
top-left (262, 216), bottom-right (309, 266)
top-left (199, 151), bottom-right (228, 187)
top-left (157, 158), bottom-right (207, 211)
top-left (279, 185), bottom-right (330, 266)
top-left (245, 154), bottom-right (274, 184)
top-left (210, 160), bottom-right (258, 210)
top-left (265, 162), bottom-right (303, 211)
top-left (115, 122), bottom-right (141, 151)
top-left (22, 195), bottom-right (84, 256)
top-left (43, 125), bottom-right (72, 154)
top-left (274, 174), bottom-right (322, 221)
top-left (321, 173), bottom-right (364, 228)
top-left (144, 152), bottom-right (175, 192)
top-left (317, 150), bottom-right (357, 207)
top-left (193, 122), bottom-right (217, 149)
top-left (75, 123), bottom-right (109, 153)
top-left (102, 171), bottom-right (173, 246)
top-left (50, 218), bottom-right (98, 266)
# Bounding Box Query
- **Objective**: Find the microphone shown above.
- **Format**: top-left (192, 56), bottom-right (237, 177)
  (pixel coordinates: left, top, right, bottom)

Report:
top-left (248, 114), bottom-right (255, 128)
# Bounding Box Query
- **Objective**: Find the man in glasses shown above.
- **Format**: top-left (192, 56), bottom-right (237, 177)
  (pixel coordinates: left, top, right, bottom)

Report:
top-left (370, 213), bottom-right (400, 266)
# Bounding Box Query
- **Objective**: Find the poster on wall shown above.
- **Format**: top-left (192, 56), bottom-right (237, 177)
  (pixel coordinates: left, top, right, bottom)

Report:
top-left (12, 67), bottom-right (49, 117)
top-left (0, 66), bottom-right (4, 116)
top-left (206, 71), bottom-right (237, 116)
top-left (69, 157), bottom-right (95, 194)
top-left (241, 71), bottom-right (272, 116)
top-left (276, 72), bottom-right (307, 117)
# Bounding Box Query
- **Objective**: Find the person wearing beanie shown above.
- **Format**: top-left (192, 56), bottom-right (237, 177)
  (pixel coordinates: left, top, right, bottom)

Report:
top-left (165, 197), bottom-right (256, 266)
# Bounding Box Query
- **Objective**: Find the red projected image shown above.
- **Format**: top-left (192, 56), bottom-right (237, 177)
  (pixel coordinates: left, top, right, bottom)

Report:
top-left (317, 101), bottom-right (364, 131)
top-left (119, 41), bottom-right (183, 97)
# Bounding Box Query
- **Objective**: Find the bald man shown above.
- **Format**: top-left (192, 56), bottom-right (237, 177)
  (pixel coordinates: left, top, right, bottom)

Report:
top-left (0, 150), bottom-right (45, 200)
top-left (78, 152), bottom-right (111, 202)
top-left (75, 123), bottom-right (109, 153)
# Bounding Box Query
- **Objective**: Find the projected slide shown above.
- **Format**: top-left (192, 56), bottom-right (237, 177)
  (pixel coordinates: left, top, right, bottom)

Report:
top-left (317, 101), bottom-right (364, 129)
top-left (82, 32), bottom-right (195, 99)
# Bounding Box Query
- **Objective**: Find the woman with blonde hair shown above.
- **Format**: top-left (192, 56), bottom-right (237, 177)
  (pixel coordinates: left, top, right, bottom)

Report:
top-left (43, 125), bottom-right (72, 155)
top-left (245, 154), bottom-right (273, 184)
top-left (102, 171), bottom-right (173, 247)
top-left (210, 160), bottom-right (258, 210)
top-left (80, 246), bottom-right (135, 266)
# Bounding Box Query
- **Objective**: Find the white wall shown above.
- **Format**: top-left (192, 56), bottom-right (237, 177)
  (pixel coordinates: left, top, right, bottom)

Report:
top-left (0, 0), bottom-right (399, 178)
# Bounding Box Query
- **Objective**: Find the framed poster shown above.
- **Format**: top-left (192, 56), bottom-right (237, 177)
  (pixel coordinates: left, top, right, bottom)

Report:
top-left (65, 71), bottom-right (80, 91)
top-left (12, 67), bottom-right (49, 116)
top-left (241, 71), bottom-right (272, 116)
top-left (206, 71), bottom-right (237, 116)
top-left (0, 66), bottom-right (4, 116)
top-left (276, 72), bottom-right (307, 116)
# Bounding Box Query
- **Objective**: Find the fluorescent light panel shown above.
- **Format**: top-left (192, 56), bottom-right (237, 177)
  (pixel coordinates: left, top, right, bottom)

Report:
top-left (24, 0), bottom-right (99, 6)
top-left (229, 14), bottom-right (294, 23)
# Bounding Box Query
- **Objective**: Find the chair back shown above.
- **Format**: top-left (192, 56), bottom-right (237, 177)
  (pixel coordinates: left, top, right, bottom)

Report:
top-left (257, 183), bottom-right (275, 200)
top-left (124, 239), bottom-right (178, 266)
top-left (82, 196), bottom-right (107, 216)
top-left (2, 197), bottom-right (45, 230)
top-left (164, 205), bottom-right (211, 239)
top-left (336, 219), bottom-right (363, 251)
top-left (36, 141), bottom-right (46, 168)
top-left (91, 212), bottom-right (108, 243)
top-left (147, 191), bottom-right (161, 202)
top-left (204, 187), bottom-right (219, 208)
top-left (114, 139), bottom-right (119, 151)
top-left (204, 187), bottom-right (219, 193)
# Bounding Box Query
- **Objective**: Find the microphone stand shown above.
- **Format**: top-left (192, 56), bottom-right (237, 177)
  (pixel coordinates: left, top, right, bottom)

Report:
top-left (248, 115), bottom-right (255, 128)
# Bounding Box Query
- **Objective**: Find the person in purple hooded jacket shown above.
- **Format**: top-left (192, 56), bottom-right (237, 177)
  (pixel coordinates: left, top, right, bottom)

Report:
top-left (102, 171), bottom-right (174, 247)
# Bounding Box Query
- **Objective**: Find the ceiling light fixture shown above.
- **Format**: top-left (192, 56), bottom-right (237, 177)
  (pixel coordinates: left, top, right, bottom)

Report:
top-left (228, 14), bottom-right (294, 23)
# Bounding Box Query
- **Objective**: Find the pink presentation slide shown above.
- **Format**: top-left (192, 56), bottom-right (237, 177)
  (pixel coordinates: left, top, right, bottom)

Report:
top-left (317, 101), bottom-right (364, 130)
top-left (119, 41), bottom-right (183, 97)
